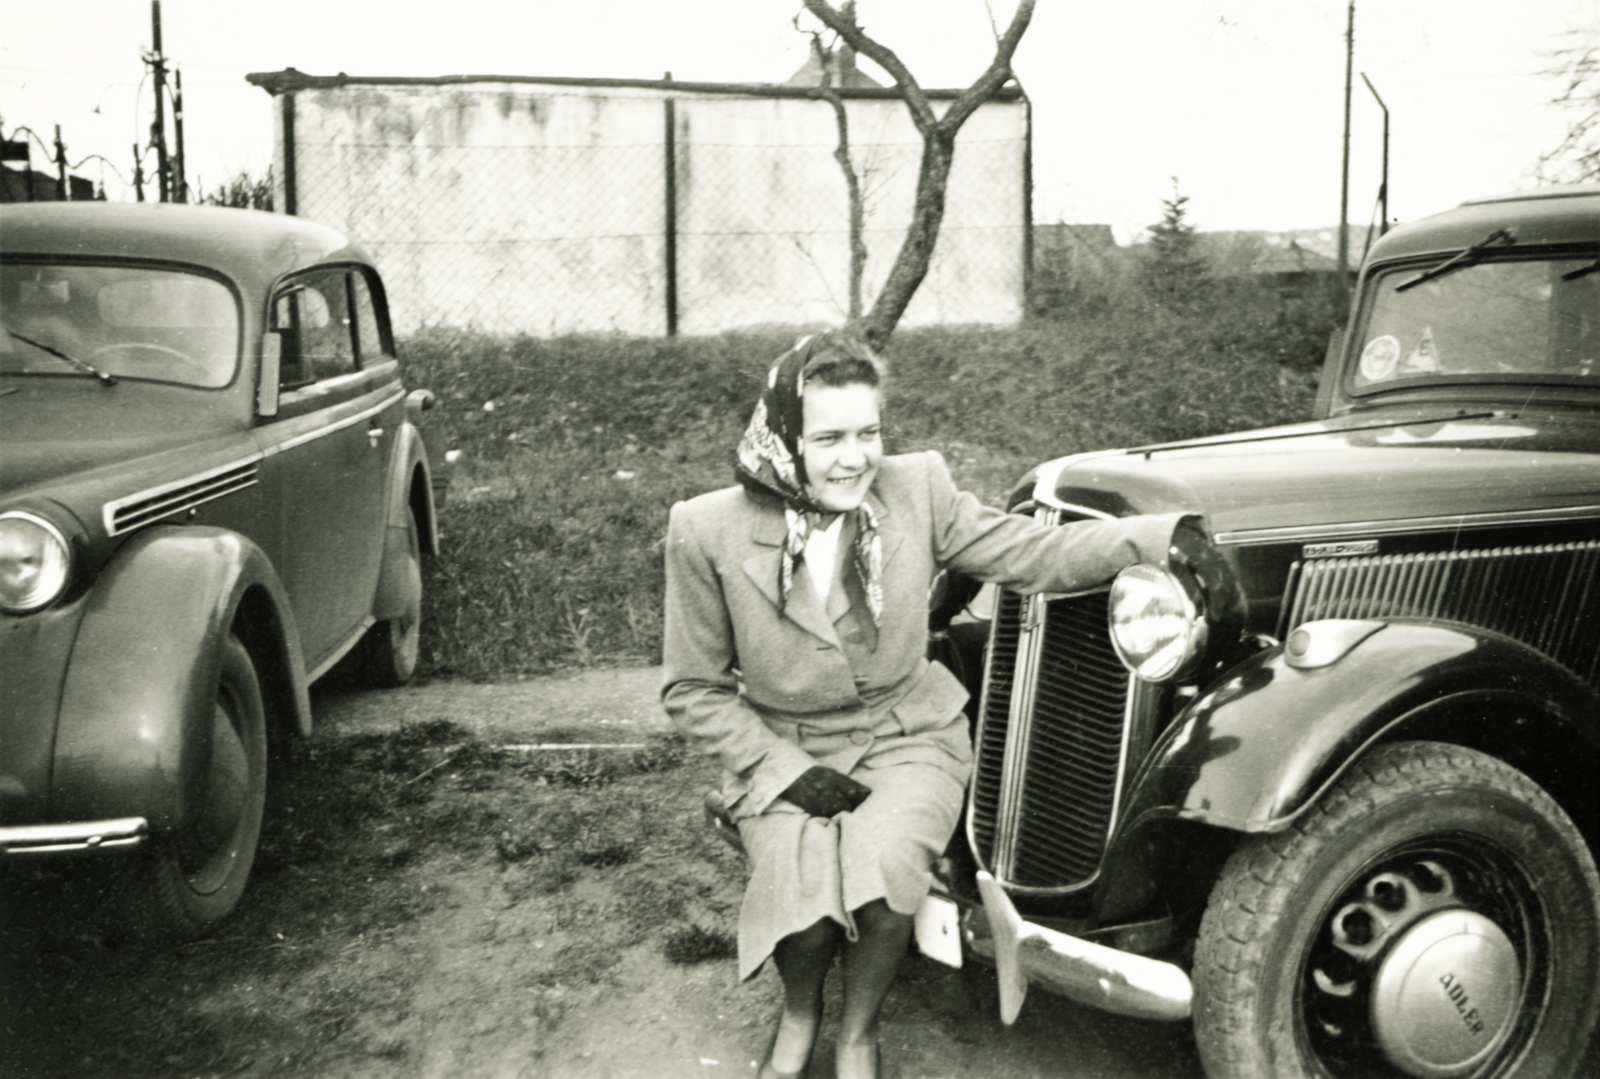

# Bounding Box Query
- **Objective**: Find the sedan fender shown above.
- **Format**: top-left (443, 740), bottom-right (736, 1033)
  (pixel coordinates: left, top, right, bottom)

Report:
top-left (372, 421), bottom-right (435, 622)
top-left (49, 526), bottom-right (309, 829)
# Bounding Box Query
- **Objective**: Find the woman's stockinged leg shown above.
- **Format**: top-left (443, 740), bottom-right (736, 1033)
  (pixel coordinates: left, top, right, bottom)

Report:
top-left (836, 899), bottom-right (913, 1079)
top-left (765, 917), bottom-right (842, 1078)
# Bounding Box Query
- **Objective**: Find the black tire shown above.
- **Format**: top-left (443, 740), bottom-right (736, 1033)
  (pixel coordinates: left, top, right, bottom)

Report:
top-left (1192, 740), bottom-right (1600, 1079)
top-left (353, 504), bottom-right (423, 688)
top-left (132, 634), bottom-right (268, 939)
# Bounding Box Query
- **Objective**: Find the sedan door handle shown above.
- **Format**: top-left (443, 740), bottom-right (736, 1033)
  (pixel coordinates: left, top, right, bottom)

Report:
top-left (367, 426), bottom-right (384, 447)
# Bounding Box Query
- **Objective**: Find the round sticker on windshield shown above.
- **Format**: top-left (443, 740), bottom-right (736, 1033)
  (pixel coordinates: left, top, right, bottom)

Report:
top-left (1359, 334), bottom-right (1401, 381)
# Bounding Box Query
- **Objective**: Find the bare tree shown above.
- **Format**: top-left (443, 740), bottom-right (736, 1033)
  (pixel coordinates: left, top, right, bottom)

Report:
top-left (1537, 29), bottom-right (1600, 183)
top-left (799, 5), bottom-right (870, 320)
top-left (801, 0), bottom-right (1036, 350)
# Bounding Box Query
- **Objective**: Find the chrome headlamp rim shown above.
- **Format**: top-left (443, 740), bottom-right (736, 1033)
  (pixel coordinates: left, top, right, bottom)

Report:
top-left (1108, 562), bottom-right (1208, 682)
top-left (0, 510), bottom-right (73, 614)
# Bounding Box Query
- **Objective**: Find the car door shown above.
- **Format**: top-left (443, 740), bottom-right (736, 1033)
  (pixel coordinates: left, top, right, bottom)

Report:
top-left (253, 266), bottom-right (399, 673)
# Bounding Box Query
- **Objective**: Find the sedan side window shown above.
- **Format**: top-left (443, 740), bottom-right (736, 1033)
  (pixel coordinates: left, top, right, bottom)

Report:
top-left (272, 270), bottom-right (356, 389)
top-left (350, 272), bottom-right (393, 366)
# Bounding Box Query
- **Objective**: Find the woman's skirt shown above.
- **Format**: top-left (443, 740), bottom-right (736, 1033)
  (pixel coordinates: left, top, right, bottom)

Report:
top-left (733, 754), bottom-right (966, 981)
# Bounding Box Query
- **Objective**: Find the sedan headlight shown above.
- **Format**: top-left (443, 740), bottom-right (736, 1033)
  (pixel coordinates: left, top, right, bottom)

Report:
top-left (0, 512), bottom-right (72, 614)
top-left (1108, 563), bottom-right (1206, 681)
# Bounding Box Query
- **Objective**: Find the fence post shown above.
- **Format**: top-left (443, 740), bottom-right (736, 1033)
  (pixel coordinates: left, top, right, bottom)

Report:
top-left (663, 73), bottom-right (678, 337)
top-left (1021, 92), bottom-right (1033, 318)
top-left (281, 92), bottom-right (298, 216)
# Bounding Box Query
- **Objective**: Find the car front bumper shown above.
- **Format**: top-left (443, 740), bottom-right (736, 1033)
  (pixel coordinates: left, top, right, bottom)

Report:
top-left (971, 871), bottom-right (1193, 1024)
top-left (0, 816), bottom-right (147, 857)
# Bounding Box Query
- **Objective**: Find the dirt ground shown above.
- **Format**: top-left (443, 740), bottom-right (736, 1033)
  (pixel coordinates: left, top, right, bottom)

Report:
top-left (304, 667), bottom-right (1206, 1079)
top-left (3, 666), bottom-right (1205, 1079)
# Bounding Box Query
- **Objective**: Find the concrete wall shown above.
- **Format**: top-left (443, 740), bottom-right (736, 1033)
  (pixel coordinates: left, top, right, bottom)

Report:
top-left (267, 76), bottom-right (1026, 337)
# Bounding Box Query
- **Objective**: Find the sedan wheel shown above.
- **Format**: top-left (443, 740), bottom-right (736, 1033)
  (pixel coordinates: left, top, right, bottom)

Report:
top-left (132, 634), bottom-right (267, 939)
top-left (354, 505), bottom-right (422, 688)
top-left (1193, 740), bottom-right (1600, 1079)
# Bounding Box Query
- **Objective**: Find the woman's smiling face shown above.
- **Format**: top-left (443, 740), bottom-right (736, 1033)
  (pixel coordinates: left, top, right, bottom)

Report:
top-left (800, 381), bottom-right (883, 513)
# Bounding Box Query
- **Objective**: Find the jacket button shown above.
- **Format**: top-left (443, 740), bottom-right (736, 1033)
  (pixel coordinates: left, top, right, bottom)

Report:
top-left (850, 730), bottom-right (871, 746)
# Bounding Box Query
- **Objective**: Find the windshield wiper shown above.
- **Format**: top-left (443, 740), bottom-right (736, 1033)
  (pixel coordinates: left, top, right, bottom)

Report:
top-left (1561, 257), bottom-right (1600, 281)
top-left (6, 330), bottom-right (117, 386)
top-left (1395, 228), bottom-right (1516, 292)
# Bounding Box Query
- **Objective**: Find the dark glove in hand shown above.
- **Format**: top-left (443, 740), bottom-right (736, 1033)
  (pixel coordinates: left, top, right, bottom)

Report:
top-left (780, 766), bottom-right (871, 817)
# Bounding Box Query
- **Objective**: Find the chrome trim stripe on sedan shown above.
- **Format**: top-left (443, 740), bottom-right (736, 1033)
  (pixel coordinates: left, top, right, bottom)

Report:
top-left (270, 389), bottom-right (403, 454)
top-left (1216, 504), bottom-right (1600, 546)
top-left (103, 456), bottom-right (262, 536)
top-left (0, 816), bottom-right (147, 856)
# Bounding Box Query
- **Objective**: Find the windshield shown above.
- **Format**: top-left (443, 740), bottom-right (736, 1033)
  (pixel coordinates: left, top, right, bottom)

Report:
top-left (0, 262), bottom-right (239, 388)
top-left (1352, 256), bottom-right (1599, 392)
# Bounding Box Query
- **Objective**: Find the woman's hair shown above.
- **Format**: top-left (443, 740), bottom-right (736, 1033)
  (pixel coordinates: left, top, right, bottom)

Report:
top-left (800, 332), bottom-right (885, 390)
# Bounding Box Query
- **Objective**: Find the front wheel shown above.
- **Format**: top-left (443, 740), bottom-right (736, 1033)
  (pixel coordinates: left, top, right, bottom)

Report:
top-left (1192, 740), bottom-right (1600, 1079)
top-left (129, 634), bottom-right (268, 939)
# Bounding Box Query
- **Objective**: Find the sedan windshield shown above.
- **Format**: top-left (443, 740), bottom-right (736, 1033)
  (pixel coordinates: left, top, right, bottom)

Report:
top-left (1353, 256), bottom-right (1599, 391)
top-left (0, 263), bottom-right (238, 388)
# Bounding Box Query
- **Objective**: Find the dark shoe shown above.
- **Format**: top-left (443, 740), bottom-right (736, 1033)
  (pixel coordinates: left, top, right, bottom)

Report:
top-left (758, 1023), bottom-right (813, 1079)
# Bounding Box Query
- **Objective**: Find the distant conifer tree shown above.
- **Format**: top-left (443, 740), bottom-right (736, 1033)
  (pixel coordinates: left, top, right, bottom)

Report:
top-left (1140, 177), bottom-right (1211, 306)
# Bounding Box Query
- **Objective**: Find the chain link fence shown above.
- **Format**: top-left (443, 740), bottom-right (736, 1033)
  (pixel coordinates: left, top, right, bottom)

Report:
top-left (250, 73), bottom-right (1028, 338)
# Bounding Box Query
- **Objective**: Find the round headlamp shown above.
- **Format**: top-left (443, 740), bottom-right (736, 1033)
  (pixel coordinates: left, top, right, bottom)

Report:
top-left (1108, 563), bottom-right (1206, 681)
top-left (0, 511), bottom-right (72, 614)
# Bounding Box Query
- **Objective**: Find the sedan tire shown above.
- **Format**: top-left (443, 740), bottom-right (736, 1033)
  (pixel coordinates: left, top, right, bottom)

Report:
top-left (130, 633), bottom-right (268, 939)
top-left (1192, 740), bottom-right (1600, 1079)
top-left (352, 505), bottom-right (422, 688)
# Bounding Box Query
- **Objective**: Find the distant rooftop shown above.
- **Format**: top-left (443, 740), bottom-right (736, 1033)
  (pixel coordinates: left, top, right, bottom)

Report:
top-left (784, 44), bottom-right (883, 89)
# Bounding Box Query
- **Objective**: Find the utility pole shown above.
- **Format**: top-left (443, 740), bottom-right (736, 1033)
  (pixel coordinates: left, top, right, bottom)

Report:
top-left (53, 125), bottom-right (68, 201)
top-left (172, 69), bottom-right (188, 202)
top-left (1337, 0), bottom-right (1355, 284)
top-left (148, 0), bottom-right (170, 202)
top-left (1361, 72), bottom-right (1390, 237)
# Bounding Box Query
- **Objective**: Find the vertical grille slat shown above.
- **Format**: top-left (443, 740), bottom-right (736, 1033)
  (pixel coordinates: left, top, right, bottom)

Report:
top-left (1285, 542), bottom-right (1600, 686)
top-left (971, 566), bottom-right (1133, 891)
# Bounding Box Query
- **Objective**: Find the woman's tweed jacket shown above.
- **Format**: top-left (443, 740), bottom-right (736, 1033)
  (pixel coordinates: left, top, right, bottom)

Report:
top-left (661, 450), bottom-right (1183, 822)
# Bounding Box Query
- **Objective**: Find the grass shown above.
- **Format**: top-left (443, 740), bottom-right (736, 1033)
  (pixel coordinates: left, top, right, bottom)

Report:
top-left (1, 722), bottom-right (744, 1079)
top-left (402, 286), bottom-right (1332, 678)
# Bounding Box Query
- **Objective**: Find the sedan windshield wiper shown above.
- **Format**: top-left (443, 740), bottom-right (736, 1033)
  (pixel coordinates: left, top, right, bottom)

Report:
top-left (1395, 227), bottom-right (1516, 292)
top-left (6, 330), bottom-right (117, 386)
top-left (1561, 257), bottom-right (1600, 281)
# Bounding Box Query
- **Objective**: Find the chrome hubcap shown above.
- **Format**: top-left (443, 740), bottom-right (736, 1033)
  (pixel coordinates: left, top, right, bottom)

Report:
top-left (1305, 856), bottom-right (1531, 1077)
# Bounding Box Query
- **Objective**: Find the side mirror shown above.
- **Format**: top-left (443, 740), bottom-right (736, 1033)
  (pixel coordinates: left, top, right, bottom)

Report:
top-left (258, 332), bottom-right (281, 417)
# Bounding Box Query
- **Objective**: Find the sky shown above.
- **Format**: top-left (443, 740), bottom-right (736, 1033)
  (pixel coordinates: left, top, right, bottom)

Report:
top-left (1, 0), bottom-right (1593, 242)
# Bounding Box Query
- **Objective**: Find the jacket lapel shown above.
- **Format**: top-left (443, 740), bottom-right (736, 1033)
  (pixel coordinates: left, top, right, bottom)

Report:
top-left (740, 511), bottom-right (842, 648)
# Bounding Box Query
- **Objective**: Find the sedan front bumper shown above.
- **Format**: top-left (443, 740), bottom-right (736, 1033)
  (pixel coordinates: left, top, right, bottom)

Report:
top-left (0, 816), bottom-right (147, 857)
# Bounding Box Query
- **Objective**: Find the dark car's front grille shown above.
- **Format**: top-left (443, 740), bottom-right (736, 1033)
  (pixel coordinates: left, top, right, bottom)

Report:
top-left (970, 581), bottom-right (1133, 893)
top-left (1285, 541), bottom-right (1600, 686)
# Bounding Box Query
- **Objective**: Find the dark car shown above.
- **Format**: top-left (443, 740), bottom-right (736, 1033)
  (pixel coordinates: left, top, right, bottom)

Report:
top-left (940, 186), bottom-right (1599, 1078)
top-left (0, 202), bottom-right (445, 938)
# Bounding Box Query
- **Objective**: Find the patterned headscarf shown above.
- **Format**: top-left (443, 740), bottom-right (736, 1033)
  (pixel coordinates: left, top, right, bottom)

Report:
top-left (735, 333), bottom-right (885, 626)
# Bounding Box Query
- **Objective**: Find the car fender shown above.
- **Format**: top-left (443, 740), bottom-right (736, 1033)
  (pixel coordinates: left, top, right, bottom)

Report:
top-left (1115, 621), bottom-right (1596, 836)
top-left (1090, 621), bottom-right (1599, 920)
top-left (50, 526), bottom-right (310, 829)
top-left (371, 422), bottom-right (435, 622)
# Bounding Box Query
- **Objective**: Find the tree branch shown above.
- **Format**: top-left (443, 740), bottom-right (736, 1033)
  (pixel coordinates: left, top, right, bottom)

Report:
top-left (802, 24), bottom-right (869, 319)
top-left (800, 0), bottom-right (1037, 349)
